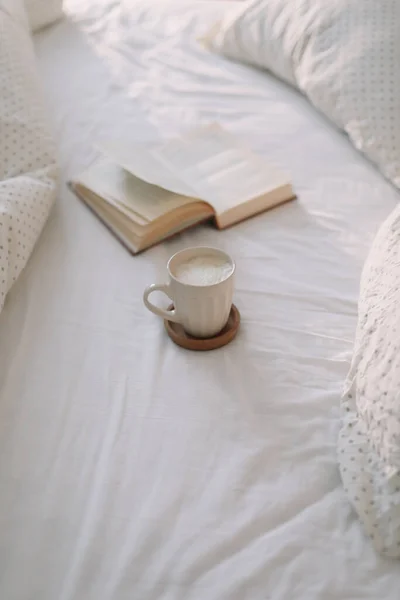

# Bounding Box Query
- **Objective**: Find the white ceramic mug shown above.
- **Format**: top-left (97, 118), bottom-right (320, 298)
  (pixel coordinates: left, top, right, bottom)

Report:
top-left (143, 246), bottom-right (235, 338)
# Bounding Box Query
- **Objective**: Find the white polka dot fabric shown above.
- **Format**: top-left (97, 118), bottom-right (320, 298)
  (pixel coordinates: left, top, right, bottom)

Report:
top-left (0, 0), bottom-right (58, 312)
top-left (338, 204), bottom-right (400, 557)
top-left (206, 0), bottom-right (400, 190)
top-left (24, 0), bottom-right (63, 32)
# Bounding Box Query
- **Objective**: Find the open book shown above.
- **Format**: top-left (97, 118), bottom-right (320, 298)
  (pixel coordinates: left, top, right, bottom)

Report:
top-left (70, 124), bottom-right (295, 254)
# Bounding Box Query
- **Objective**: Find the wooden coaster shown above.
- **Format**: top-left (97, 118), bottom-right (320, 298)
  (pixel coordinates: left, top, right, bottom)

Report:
top-left (164, 304), bottom-right (240, 351)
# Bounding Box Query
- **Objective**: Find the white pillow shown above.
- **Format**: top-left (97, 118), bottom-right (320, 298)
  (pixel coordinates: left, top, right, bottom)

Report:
top-left (206, 0), bottom-right (400, 190)
top-left (24, 0), bottom-right (63, 32)
top-left (338, 204), bottom-right (400, 558)
top-left (0, 0), bottom-right (58, 312)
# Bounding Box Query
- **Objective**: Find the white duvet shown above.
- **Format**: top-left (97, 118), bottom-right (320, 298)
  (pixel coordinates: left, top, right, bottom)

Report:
top-left (0, 0), bottom-right (58, 312)
top-left (1, 0), bottom-right (400, 598)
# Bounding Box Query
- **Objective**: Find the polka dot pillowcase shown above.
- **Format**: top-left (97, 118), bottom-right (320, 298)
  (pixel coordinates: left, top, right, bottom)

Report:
top-left (205, 0), bottom-right (400, 190)
top-left (0, 0), bottom-right (58, 311)
top-left (338, 204), bottom-right (400, 557)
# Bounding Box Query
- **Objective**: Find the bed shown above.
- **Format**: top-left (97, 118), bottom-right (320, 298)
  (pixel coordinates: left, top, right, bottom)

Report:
top-left (1, 0), bottom-right (400, 597)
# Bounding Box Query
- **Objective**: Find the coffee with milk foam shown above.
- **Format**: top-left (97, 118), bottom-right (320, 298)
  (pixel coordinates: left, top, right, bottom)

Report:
top-left (175, 255), bottom-right (233, 286)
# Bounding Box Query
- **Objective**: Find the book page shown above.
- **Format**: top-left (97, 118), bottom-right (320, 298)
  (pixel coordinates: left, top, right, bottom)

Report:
top-left (153, 124), bottom-right (290, 215)
top-left (94, 124), bottom-right (291, 220)
top-left (98, 140), bottom-right (196, 199)
top-left (76, 159), bottom-right (196, 222)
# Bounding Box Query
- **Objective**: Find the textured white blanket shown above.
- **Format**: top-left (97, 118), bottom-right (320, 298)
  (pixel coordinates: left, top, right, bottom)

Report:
top-left (0, 0), bottom-right (58, 312)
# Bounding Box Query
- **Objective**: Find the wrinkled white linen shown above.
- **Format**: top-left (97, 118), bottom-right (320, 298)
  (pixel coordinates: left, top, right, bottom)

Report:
top-left (0, 1), bottom-right (400, 598)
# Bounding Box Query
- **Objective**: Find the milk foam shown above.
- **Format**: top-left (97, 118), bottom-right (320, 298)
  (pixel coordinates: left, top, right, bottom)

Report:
top-left (175, 255), bottom-right (233, 286)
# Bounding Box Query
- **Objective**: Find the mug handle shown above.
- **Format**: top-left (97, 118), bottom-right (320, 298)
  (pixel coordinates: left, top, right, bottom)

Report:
top-left (143, 283), bottom-right (181, 323)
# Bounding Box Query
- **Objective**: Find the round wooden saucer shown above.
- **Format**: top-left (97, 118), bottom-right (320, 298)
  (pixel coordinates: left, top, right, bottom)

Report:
top-left (164, 304), bottom-right (240, 351)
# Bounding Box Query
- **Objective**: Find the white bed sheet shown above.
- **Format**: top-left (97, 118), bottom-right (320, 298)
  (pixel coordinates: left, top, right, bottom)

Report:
top-left (1, 0), bottom-right (400, 597)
